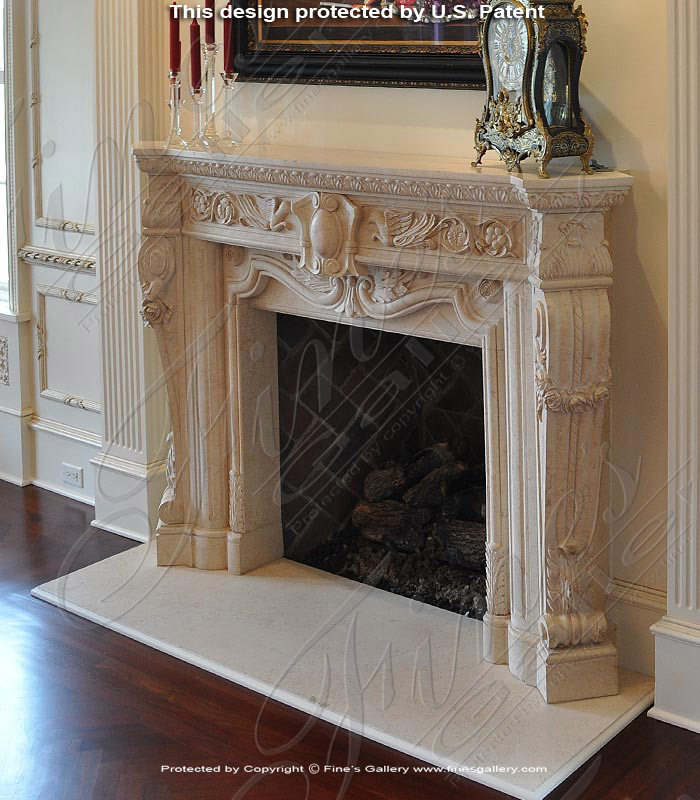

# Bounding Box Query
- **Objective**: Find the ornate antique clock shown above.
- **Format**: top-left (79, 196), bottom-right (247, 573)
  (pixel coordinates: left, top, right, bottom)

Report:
top-left (473, 0), bottom-right (594, 178)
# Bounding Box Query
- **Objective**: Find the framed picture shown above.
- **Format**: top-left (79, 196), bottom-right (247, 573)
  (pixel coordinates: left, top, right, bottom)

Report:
top-left (233, 1), bottom-right (485, 88)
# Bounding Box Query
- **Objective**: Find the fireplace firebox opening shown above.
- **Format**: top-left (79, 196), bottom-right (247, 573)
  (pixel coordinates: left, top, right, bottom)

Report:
top-left (277, 313), bottom-right (487, 618)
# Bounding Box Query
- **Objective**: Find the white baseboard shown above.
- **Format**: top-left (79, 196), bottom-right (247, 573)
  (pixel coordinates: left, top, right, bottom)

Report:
top-left (606, 579), bottom-right (666, 677)
top-left (31, 479), bottom-right (95, 506)
top-left (648, 706), bottom-right (700, 735)
top-left (91, 517), bottom-right (149, 543)
top-left (650, 616), bottom-right (700, 732)
top-left (92, 451), bottom-right (166, 543)
top-left (0, 472), bottom-right (30, 487)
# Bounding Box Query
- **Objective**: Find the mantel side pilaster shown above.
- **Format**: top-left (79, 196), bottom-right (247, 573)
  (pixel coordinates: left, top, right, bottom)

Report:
top-left (509, 193), bottom-right (623, 702)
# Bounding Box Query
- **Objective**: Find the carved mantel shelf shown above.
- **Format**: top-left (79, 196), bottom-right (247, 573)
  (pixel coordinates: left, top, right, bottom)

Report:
top-left (134, 142), bottom-right (632, 704)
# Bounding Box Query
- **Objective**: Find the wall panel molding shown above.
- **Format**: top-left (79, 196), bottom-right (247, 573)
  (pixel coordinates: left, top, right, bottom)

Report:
top-left (29, 414), bottom-right (102, 447)
top-left (29, 0), bottom-right (95, 235)
top-left (35, 284), bottom-right (101, 413)
top-left (18, 245), bottom-right (96, 273)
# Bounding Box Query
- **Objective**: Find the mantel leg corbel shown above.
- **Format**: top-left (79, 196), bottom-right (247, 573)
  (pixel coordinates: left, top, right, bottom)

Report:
top-left (138, 185), bottom-right (233, 570)
top-left (531, 281), bottom-right (617, 703)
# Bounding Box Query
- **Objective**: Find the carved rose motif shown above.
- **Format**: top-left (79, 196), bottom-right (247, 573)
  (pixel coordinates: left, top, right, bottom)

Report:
top-left (191, 189), bottom-right (210, 220)
top-left (476, 221), bottom-right (513, 257)
top-left (477, 279), bottom-right (501, 300)
top-left (535, 363), bottom-right (611, 421)
top-left (141, 297), bottom-right (172, 328)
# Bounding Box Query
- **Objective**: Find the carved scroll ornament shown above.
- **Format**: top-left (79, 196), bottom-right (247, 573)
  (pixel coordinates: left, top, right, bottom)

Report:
top-left (138, 239), bottom-right (176, 332)
top-left (541, 543), bottom-right (608, 649)
top-left (234, 253), bottom-right (500, 329)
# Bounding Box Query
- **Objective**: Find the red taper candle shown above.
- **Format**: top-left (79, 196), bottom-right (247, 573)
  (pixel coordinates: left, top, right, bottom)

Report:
top-left (224, 1), bottom-right (235, 73)
top-left (190, 19), bottom-right (202, 89)
top-left (169, 3), bottom-right (181, 72)
top-left (205, 0), bottom-right (216, 45)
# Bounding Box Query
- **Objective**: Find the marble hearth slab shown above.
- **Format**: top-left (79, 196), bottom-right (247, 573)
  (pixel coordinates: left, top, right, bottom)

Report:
top-left (32, 544), bottom-right (653, 800)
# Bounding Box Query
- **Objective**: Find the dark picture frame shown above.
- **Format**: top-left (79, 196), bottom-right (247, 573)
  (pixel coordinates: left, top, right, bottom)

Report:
top-left (233, 1), bottom-right (486, 89)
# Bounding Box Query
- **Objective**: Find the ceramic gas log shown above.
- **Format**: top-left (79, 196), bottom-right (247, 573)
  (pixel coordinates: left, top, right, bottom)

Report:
top-left (134, 143), bottom-right (631, 704)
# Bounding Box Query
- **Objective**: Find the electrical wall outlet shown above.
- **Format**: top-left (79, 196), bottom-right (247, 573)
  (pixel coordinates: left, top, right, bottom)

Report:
top-left (62, 463), bottom-right (84, 488)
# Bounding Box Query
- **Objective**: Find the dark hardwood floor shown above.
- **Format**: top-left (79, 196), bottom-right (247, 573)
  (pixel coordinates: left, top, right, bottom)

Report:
top-left (1, 479), bottom-right (699, 800)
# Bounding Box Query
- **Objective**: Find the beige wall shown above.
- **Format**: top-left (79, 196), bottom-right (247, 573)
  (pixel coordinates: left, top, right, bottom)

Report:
top-left (234, 0), bottom-right (669, 597)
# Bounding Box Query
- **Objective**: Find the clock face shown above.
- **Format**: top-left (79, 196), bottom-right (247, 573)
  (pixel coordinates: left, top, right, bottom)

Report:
top-left (488, 11), bottom-right (529, 95)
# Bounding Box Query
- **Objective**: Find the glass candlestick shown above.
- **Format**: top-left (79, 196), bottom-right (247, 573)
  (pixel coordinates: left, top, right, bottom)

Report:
top-left (166, 70), bottom-right (187, 149)
top-left (198, 43), bottom-right (221, 150)
top-left (190, 86), bottom-right (205, 149)
top-left (221, 72), bottom-right (239, 148)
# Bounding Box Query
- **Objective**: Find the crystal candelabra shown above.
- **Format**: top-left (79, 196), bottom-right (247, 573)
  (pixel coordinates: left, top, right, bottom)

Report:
top-left (195, 42), bottom-right (221, 149)
top-left (166, 70), bottom-right (187, 149)
top-left (190, 85), bottom-right (205, 149)
top-left (221, 72), bottom-right (239, 148)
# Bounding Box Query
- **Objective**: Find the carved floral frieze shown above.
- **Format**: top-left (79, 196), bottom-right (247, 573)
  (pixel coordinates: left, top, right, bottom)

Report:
top-left (371, 210), bottom-right (518, 259)
top-left (190, 188), bottom-right (292, 233)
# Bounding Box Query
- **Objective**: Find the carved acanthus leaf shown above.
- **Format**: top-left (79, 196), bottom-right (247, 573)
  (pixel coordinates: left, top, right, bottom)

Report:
top-left (485, 543), bottom-right (509, 617)
top-left (229, 470), bottom-right (245, 532)
top-left (545, 542), bottom-right (593, 616)
top-left (540, 543), bottom-right (607, 648)
top-left (542, 220), bottom-right (612, 279)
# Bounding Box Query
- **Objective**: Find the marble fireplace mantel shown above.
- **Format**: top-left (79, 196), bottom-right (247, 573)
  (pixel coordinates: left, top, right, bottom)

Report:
top-left (134, 143), bottom-right (632, 704)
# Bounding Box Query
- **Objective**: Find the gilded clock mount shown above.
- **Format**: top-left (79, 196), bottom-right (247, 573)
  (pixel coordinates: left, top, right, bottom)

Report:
top-left (473, 0), bottom-right (594, 179)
